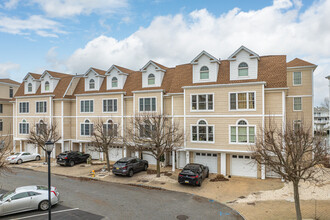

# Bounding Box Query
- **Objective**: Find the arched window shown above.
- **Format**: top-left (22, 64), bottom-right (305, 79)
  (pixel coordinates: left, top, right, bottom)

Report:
top-left (200, 66), bottom-right (209, 79)
top-left (36, 120), bottom-right (47, 135)
top-left (28, 83), bottom-right (32, 92)
top-left (112, 77), bottom-right (118, 88)
top-left (148, 74), bottom-right (155, 85)
top-left (103, 119), bottom-right (118, 136)
top-left (192, 119), bottom-right (214, 142)
top-left (89, 79), bottom-right (95, 89)
top-left (19, 119), bottom-right (29, 134)
top-left (45, 81), bottom-right (50, 91)
top-left (230, 119), bottom-right (255, 143)
top-left (238, 62), bottom-right (248, 76)
top-left (81, 119), bottom-right (93, 136)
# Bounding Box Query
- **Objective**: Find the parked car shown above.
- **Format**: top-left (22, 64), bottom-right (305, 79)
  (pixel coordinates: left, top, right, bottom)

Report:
top-left (0, 185), bottom-right (60, 217)
top-left (112, 157), bottom-right (148, 177)
top-left (178, 163), bottom-right (209, 187)
top-left (6, 152), bottom-right (41, 164)
top-left (56, 151), bottom-right (91, 167)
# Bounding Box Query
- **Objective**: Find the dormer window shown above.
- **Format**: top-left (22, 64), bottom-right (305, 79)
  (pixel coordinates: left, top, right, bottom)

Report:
top-left (89, 79), bottom-right (95, 89)
top-left (45, 81), bottom-right (50, 91)
top-left (148, 74), bottom-right (155, 85)
top-left (238, 62), bottom-right (248, 76)
top-left (28, 83), bottom-right (32, 92)
top-left (200, 66), bottom-right (209, 79)
top-left (112, 77), bottom-right (118, 88)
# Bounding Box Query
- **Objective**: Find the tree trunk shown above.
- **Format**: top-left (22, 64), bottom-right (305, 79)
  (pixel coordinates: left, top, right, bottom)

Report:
top-left (105, 150), bottom-right (110, 172)
top-left (293, 181), bottom-right (302, 220)
top-left (156, 158), bottom-right (160, 178)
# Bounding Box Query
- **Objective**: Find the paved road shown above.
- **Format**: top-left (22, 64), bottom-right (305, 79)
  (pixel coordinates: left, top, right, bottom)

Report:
top-left (0, 168), bottom-right (243, 220)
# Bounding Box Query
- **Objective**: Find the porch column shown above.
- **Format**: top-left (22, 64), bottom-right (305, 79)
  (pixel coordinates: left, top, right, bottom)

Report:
top-left (172, 150), bottom-right (175, 172)
top-left (52, 145), bottom-right (56, 158)
top-left (70, 141), bottom-right (73, 151)
top-left (19, 140), bottom-right (22, 152)
top-left (79, 143), bottom-right (82, 152)
top-left (185, 151), bottom-right (189, 165)
top-left (221, 153), bottom-right (226, 176)
top-left (135, 151), bottom-right (139, 158)
top-left (13, 141), bottom-right (16, 153)
top-left (261, 164), bottom-right (266, 180)
top-left (61, 142), bottom-right (64, 153)
top-left (101, 152), bottom-right (104, 161)
top-left (123, 146), bottom-right (127, 157)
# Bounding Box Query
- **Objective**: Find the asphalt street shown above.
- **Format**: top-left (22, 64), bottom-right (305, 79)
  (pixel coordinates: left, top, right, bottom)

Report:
top-left (0, 168), bottom-right (244, 220)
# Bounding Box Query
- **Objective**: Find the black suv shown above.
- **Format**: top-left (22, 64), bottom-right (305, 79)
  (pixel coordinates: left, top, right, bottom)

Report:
top-left (178, 163), bottom-right (209, 186)
top-left (112, 157), bottom-right (148, 177)
top-left (56, 151), bottom-right (91, 167)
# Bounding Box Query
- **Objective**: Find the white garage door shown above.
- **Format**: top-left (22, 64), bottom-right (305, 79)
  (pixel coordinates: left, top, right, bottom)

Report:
top-left (109, 147), bottom-right (123, 161)
top-left (142, 152), bottom-right (157, 165)
top-left (231, 155), bottom-right (257, 178)
top-left (85, 145), bottom-right (100, 160)
top-left (194, 152), bottom-right (218, 174)
top-left (26, 143), bottom-right (37, 154)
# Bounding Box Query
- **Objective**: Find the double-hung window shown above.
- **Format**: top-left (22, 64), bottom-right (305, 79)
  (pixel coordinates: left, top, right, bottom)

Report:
top-left (230, 120), bottom-right (255, 144)
top-left (9, 87), bottom-right (13, 98)
top-left (293, 120), bottom-right (301, 132)
top-left (103, 99), bottom-right (117, 112)
top-left (139, 98), bottom-right (156, 112)
top-left (0, 104), bottom-right (2, 113)
top-left (81, 100), bottom-right (94, 113)
top-left (19, 119), bottom-right (29, 134)
top-left (36, 120), bottom-right (47, 135)
top-left (293, 97), bottom-right (302, 111)
top-left (19, 102), bottom-right (29, 113)
top-left (36, 101), bottom-right (47, 113)
top-left (103, 120), bottom-right (118, 137)
top-left (81, 119), bottom-right (93, 136)
top-left (0, 119), bottom-right (2, 131)
top-left (230, 92), bottom-right (255, 110)
top-left (293, 72), bottom-right (302, 85)
top-left (191, 94), bottom-right (213, 111)
top-left (191, 120), bottom-right (214, 142)
top-left (139, 122), bottom-right (155, 138)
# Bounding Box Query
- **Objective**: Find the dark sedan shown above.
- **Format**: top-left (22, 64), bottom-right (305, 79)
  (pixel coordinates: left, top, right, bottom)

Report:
top-left (178, 163), bottom-right (209, 186)
top-left (56, 151), bottom-right (91, 167)
top-left (112, 157), bottom-right (148, 177)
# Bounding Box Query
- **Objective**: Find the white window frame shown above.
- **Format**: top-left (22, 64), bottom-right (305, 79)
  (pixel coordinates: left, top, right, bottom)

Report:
top-left (293, 97), bottom-right (302, 111)
top-left (293, 120), bottom-right (302, 132)
top-left (190, 93), bottom-right (214, 112)
top-left (9, 87), bottom-right (13, 98)
top-left (228, 91), bottom-right (256, 111)
top-left (36, 120), bottom-right (47, 135)
top-left (238, 62), bottom-right (249, 77)
top-left (45, 81), bottom-right (50, 91)
top-left (293, 72), bottom-right (302, 86)
top-left (80, 119), bottom-right (93, 136)
top-left (139, 121), bottom-right (156, 139)
top-left (89, 79), bottom-right (96, 90)
top-left (19, 119), bottom-right (29, 134)
top-left (112, 77), bottom-right (118, 88)
top-left (80, 100), bottom-right (94, 113)
top-left (229, 119), bottom-right (256, 144)
top-left (36, 101), bottom-right (47, 113)
top-left (0, 119), bottom-right (3, 131)
top-left (191, 119), bottom-right (215, 143)
top-left (102, 98), bottom-right (118, 113)
top-left (19, 102), bottom-right (29, 114)
top-left (27, 83), bottom-right (33, 93)
top-left (103, 119), bottom-right (118, 137)
top-left (138, 97), bottom-right (157, 112)
top-left (148, 74), bottom-right (155, 85)
top-left (0, 104), bottom-right (3, 114)
top-left (199, 66), bottom-right (209, 80)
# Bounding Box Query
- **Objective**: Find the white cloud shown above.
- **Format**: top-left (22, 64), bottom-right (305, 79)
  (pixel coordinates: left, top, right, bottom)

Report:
top-left (0, 62), bottom-right (20, 77)
top-left (0, 15), bottom-right (64, 37)
top-left (65, 0), bottom-right (330, 105)
top-left (1, 0), bottom-right (20, 9)
top-left (32, 0), bottom-right (128, 18)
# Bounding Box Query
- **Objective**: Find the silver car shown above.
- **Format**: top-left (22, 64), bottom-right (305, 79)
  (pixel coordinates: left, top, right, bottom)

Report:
top-left (0, 185), bottom-right (60, 216)
top-left (6, 152), bottom-right (41, 164)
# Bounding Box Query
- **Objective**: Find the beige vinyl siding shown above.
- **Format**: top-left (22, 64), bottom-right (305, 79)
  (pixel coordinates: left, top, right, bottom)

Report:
top-left (134, 92), bottom-right (162, 115)
top-left (173, 95), bottom-right (184, 115)
top-left (286, 96), bottom-right (313, 129)
top-left (164, 96), bottom-right (171, 115)
top-left (0, 83), bottom-right (19, 99)
top-left (125, 98), bottom-right (133, 115)
top-left (287, 68), bottom-right (313, 96)
top-left (265, 91), bottom-right (283, 115)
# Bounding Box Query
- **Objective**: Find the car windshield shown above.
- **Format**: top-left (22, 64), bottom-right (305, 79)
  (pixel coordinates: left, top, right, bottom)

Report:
top-left (115, 162), bottom-right (127, 167)
top-left (36, 186), bottom-right (48, 190)
top-left (14, 153), bottom-right (20, 156)
top-left (0, 190), bottom-right (15, 201)
top-left (183, 165), bottom-right (200, 172)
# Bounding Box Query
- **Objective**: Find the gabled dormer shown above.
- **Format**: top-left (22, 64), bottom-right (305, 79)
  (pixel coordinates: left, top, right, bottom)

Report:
top-left (40, 71), bottom-right (60, 93)
top-left (83, 67), bottom-right (106, 91)
top-left (140, 61), bottom-right (166, 88)
top-left (228, 46), bottom-right (259, 81)
top-left (105, 65), bottom-right (129, 90)
top-left (23, 72), bottom-right (41, 94)
top-left (191, 50), bottom-right (220, 84)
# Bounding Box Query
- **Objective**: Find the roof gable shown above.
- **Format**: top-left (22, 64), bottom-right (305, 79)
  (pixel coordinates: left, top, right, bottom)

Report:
top-left (140, 60), bottom-right (167, 72)
top-left (83, 67), bottom-right (106, 77)
top-left (287, 58), bottom-right (316, 68)
top-left (191, 50), bottom-right (220, 64)
top-left (228, 45), bottom-right (259, 60)
top-left (23, 72), bottom-right (41, 81)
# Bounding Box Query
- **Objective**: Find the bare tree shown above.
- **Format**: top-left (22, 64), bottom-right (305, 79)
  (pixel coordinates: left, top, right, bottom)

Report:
top-left (126, 114), bottom-right (184, 177)
top-left (250, 119), bottom-right (328, 220)
top-left (28, 120), bottom-right (61, 162)
top-left (0, 134), bottom-right (12, 175)
top-left (321, 97), bottom-right (329, 110)
top-left (90, 119), bottom-right (122, 172)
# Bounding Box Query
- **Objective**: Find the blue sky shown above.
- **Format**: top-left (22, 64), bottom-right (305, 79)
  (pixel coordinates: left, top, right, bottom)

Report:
top-left (0, 0), bottom-right (328, 105)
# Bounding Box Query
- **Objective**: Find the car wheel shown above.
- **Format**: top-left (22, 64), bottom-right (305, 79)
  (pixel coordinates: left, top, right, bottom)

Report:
top-left (17, 159), bottom-right (23, 164)
top-left (69, 160), bottom-right (75, 167)
top-left (144, 164), bottom-right (148, 171)
top-left (35, 156), bottom-right (41, 161)
top-left (39, 200), bottom-right (50, 211)
top-left (128, 169), bottom-right (134, 177)
top-left (197, 178), bottom-right (202, 187)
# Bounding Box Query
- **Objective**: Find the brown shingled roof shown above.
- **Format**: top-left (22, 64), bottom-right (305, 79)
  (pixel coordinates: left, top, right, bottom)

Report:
top-left (90, 68), bottom-right (106, 75)
top-left (151, 61), bottom-right (168, 70)
top-left (113, 65), bottom-right (135, 74)
top-left (287, 58), bottom-right (316, 67)
top-left (29, 73), bottom-right (41, 79)
top-left (44, 70), bottom-right (72, 78)
top-left (0, 78), bottom-right (20, 85)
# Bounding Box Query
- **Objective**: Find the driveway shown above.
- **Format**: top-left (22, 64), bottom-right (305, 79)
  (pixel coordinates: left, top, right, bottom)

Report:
top-left (0, 168), bottom-right (244, 220)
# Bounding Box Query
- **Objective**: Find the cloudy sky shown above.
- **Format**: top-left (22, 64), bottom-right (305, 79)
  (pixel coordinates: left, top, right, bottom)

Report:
top-left (0, 0), bottom-right (328, 105)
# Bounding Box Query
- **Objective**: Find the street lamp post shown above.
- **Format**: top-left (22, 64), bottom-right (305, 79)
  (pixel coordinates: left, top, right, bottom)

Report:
top-left (45, 140), bottom-right (54, 220)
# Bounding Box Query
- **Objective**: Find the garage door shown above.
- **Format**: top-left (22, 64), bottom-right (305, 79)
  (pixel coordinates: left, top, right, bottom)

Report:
top-left (178, 151), bottom-right (186, 169)
top-left (231, 155), bottom-right (257, 178)
top-left (194, 152), bottom-right (218, 174)
top-left (26, 143), bottom-right (37, 154)
top-left (109, 147), bottom-right (123, 161)
top-left (142, 152), bottom-right (157, 165)
top-left (85, 145), bottom-right (100, 160)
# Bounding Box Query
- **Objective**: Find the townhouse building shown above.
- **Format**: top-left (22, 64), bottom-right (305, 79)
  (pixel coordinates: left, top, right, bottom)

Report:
top-left (12, 46), bottom-right (316, 179)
